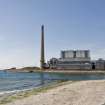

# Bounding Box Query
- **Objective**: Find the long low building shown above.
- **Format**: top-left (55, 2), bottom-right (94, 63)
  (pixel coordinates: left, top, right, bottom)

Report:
top-left (47, 50), bottom-right (105, 70)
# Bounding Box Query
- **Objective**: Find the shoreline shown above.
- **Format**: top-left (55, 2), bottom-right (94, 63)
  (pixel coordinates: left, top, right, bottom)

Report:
top-left (0, 80), bottom-right (71, 105)
top-left (44, 70), bottom-right (105, 74)
top-left (5, 69), bottom-right (105, 74)
top-left (0, 80), bottom-right (72, 105)
top-left (3, 80), bottom-right (105, 105)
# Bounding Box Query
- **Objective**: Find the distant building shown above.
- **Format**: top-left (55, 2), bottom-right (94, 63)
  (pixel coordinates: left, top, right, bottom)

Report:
top-left (48, 50), bottom-right (105, 70)
top-left (94, 58), bottom-right (105, 70)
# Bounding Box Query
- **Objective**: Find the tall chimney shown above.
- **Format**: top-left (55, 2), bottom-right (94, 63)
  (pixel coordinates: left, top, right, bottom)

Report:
top-left (40, 25), bottom-right (45, 69)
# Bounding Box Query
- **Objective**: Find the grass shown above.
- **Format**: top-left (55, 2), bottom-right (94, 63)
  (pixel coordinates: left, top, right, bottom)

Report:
top-left (0, 80), bottom-right (76, 105)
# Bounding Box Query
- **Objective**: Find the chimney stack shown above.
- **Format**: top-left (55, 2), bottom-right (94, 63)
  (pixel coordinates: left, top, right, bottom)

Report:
top-left (40, 25), bottom-right (45, 69)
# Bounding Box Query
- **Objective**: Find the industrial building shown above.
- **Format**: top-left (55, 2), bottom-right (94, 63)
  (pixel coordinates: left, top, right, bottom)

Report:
top-left (40, 25), bottom-right (105, 70)
top-left (48, 50), bottom-right (105, 70)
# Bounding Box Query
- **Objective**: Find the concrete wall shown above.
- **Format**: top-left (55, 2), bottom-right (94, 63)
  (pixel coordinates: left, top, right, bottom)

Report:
top-left (61, 50), bottom-right (90, 59)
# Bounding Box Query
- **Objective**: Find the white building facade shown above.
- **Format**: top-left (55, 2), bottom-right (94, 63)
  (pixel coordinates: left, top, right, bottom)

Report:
top-left (48, 50), bottom-right (105, 70)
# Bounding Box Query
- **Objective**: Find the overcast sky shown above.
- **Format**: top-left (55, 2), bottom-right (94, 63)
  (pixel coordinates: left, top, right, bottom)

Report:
top-left (0, 0), bottom-right (105, 69)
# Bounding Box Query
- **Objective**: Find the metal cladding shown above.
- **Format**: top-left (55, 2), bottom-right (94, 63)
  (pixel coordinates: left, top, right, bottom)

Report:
top-left (48, 50), bottom-right (105, 70)
top-left (49, 50), bottom-right (92, 70)
top-left (40, 25), bottom-right (45, 69)
top-left (61, 50), bottom-right (90, 60)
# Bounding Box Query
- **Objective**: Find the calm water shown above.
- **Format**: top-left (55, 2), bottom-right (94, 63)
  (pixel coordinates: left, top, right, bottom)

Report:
top-left (0, 70), bottom-right (105, 94)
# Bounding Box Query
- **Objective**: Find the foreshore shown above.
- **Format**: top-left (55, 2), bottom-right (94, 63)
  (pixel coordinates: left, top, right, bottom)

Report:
top-left (6, 69), bottom-right (105, 74)
top-left (1, 80), bottom-right (105, 105)
top-left (44, 70), bottom-right (105, 74)
top-left (0, 81), bottom-right (72, 105)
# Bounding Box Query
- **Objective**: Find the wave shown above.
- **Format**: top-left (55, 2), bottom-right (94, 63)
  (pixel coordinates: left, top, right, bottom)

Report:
top-left (0, 86), bottom-right (40, 96)
top-left (0, 81), bottom-right (54, 97)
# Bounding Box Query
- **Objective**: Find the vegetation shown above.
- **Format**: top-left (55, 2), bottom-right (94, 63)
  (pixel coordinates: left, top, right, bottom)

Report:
top-left (19, 67), bottom-right (41, 72)
top-left (6, 66), bottom-right (41, 72)
top-left (20, 67), bottom-right (40, 70)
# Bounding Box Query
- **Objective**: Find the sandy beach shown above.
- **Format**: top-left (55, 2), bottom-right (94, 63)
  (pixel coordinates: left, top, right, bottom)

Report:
top-left (3, 80), bottom-right (105, 105)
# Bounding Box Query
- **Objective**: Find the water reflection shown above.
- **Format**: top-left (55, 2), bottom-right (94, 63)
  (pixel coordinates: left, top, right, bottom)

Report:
top-left (40, 72), bottom-right (44, 85)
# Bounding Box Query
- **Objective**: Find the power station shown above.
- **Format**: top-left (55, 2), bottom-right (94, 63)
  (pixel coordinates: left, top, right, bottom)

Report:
top-left (40, 25), bottom-right (105, 70)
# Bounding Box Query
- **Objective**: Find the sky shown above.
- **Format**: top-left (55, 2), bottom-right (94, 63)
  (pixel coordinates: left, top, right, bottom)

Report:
top-left (0, 0), bottom-right (105, 69)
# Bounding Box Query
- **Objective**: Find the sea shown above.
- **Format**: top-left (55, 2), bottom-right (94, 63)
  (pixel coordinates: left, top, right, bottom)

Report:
top-left (0, 70), bottom-right (105, 96)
